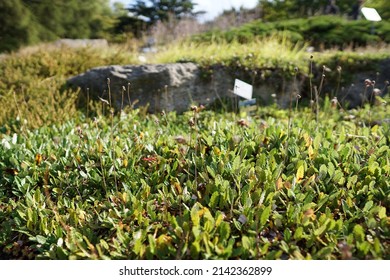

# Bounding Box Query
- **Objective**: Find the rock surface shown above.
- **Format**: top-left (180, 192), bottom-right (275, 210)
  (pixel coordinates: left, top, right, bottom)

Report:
top-left (66, 63), bottom-right (301, 113)
top-left (67, 61), bottom-right (389, 113)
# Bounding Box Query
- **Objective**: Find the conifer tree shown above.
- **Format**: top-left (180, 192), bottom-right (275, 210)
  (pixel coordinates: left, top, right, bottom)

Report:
top-left (128, 0), bottom-right (201, 25)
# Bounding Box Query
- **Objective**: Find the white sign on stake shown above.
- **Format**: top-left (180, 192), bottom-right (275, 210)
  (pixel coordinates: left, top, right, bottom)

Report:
top-left (234, 79), bottom-right (253, 100)
top-left (361, 7), bottom-right (382, 22)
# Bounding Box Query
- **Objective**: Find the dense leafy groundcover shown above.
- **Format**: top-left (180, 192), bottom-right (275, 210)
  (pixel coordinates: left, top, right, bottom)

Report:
top-left (193, 16), bottom-right (390, 49)
top-left (0, 101), bottom-right (389, 260)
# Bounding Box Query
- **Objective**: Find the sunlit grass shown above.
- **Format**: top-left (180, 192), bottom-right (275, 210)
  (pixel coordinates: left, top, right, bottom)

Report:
top-left (152, 36), bottom-right (309, 72)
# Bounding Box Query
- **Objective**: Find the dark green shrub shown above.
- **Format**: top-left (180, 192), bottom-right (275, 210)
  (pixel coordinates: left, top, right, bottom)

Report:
top-left (192, 16), bottom-right (390, 49)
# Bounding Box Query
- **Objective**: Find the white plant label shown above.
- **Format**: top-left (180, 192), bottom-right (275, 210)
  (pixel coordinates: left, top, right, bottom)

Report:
top-left (361, 7), bottom-right (382, 22)
top-left (234, 79), bottom-right (253, 100)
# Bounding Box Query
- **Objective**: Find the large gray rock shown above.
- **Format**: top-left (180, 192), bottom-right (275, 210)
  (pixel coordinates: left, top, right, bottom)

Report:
top-left (67, 63), bottom-right (300, 113)
top-left (67, 63), bottom-right (205, 112)
top-left (67, 60), bottom-right (389, 113)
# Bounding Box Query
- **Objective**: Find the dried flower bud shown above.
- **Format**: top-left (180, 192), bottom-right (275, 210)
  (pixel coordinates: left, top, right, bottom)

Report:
top-left (338, 241), bottom-right (352, 260)
top-left (373, 88), bottom-right (381, 96)
top-left (99, 96), bottom-right (109, 105)
top-left (190, 105), bottom-right (198, 112)
top-left (260, 120), bottom-right (268, 130)
top-left (188, 117), bottom-right (195, 127)
top-left (364, 79), bottom-right (373, 87)
top-left (237, 119), bottom-right (249, 127)
top-left (174, 135), bottom-right (187, 144)
top-left (331, 97), bottom-right (338, 108)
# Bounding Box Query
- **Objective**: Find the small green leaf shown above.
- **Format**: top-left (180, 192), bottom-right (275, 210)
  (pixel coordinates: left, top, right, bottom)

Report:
top-left (209, 192), bottom-right (219, 208)
top-left (207, 166), bottom-right (216, 178)
top-left (353, 224), bottom-right (365, 242)
top-left (190, 241), bottom-right (201, 259)
top-left (260, 206), bottom-right (271, 227)
top-left (319, 164), bottom-right (327, 180)
top-left (378, 206), bottom-right (386, 219)
top-left (80, 170), bottom-right (88, 179)
top-left (313, 134), bottom-right (322, 149)
top-left (327, 162), bottom-right (335, 177)
top-left (333, 170), bottom-right (344, 185)
top-left (296, 165), bottom-right (304, 182)
top-left (316, 246), bottom-right (333, 259)
top-left (357, 241), bottom-right (371, 255)
top-left (219, 221), bottom-right (231, 240)
top-left (347, 175), bottom-right (358, 189)
top-left (36, 235), bottom-right (47, 245)
top-left (314, 220), bottom-right (329, 236)
top-left (363, 201), bottom-right (374, 212)
top-left (191, 204), bottom-right (201, 226)
top-left (242, 236), bottom-right (251, 250)
top-left (232, 156), bottom-right (241, 173)
top-left (34, 189), bottom-right (41, 204)
top-left (294, 227), bottom-right (304, 240)
top-left (148, 235), bottom-right (156, 254)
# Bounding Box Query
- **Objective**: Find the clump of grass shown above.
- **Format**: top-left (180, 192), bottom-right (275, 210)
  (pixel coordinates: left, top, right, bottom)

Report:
top-left (107, 78), bottom-right (118, 192)
top-left (0, 44), bottom-right (139, 131)
top-left (152, 36), bottom-right (309, 74)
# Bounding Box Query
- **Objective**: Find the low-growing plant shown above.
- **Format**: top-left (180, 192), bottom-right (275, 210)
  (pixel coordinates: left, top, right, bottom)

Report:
top-left (0, 37), bottom-right (389, 261)
top-left (0, 96), bottom-right (389, 259)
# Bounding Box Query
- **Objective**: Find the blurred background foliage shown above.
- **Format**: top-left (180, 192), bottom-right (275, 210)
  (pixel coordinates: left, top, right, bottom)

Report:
top-left (0, 0), bottom-right (389, 53)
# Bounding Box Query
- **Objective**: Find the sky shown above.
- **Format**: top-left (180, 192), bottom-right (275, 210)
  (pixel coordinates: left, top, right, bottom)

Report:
top-left (111, 0), bottom-right (259, 22)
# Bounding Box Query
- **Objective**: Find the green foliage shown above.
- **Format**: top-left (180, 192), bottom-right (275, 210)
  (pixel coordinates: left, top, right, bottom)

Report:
top-left (128, 0), bottom-right (201, 25)
top-left (153, 37), bottom-right (309, 75)
top-left (1, 41), bottom-right (389, 133)
top-left (0, 94), bottom-right (389, 259)
top-left (259, 0), bottom-right (358, 21)
top-left (0, 0), bottom-right (114, 53)
top-left (193, 15), bottom-right (390, 49)
top-left (0, 0), bottom-right (40, 52)
top-left (23, 0), bottom-right (114, 39)
top-left (0, 45), bottom-right (138, 130)
top-left (1, 41), bottom-right (390, 260)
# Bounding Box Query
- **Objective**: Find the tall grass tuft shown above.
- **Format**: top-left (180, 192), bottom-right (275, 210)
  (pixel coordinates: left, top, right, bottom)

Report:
top-left (152, 35), bottom-right (309, 73)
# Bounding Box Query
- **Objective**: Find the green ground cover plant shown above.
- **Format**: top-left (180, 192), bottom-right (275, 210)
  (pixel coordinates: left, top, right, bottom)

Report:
top-left (0, 41), bottom-right (389, 260)
top-left (0, 100), bottom-right (389, 259)
top-left (192, 16), bottom-right (390, 49)
top-left (0, 44), bottom-right (138, 130)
